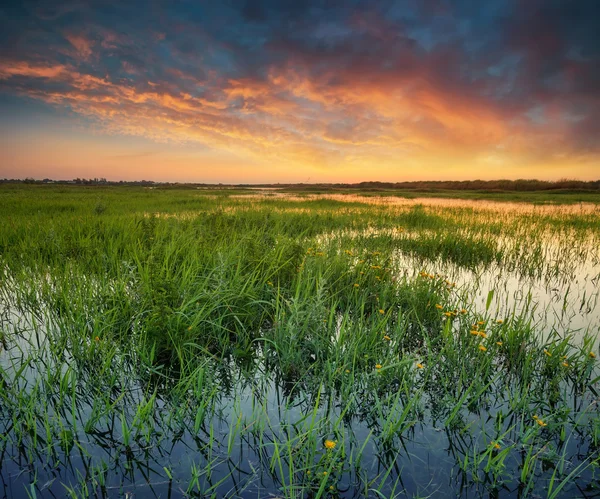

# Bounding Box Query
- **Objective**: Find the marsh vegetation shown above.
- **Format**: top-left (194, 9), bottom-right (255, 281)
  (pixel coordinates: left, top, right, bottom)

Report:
top-left (1, 185), bottom-right (599, 498)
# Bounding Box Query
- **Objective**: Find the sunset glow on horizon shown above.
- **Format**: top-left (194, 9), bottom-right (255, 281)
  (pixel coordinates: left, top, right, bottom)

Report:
top-left (0, 1), bottom-right (599, 183)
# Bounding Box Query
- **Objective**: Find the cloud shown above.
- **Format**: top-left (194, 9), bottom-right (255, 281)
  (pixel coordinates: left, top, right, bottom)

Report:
top-left (64, 33), bottom-right (93, 60)
top-left (0, 0), bottom-right (598, 178)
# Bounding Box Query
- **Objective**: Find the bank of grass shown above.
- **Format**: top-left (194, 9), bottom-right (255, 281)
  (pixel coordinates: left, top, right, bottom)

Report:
top-left (0, 185), bottom-right (599, 497)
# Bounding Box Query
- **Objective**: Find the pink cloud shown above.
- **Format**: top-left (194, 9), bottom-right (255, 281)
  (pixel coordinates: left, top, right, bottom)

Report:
top-left (65, 33), bottom-right (93, 60)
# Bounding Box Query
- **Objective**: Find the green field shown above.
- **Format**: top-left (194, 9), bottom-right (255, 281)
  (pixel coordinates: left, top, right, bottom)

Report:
top-left (1, 185), bottom-right (599, 498)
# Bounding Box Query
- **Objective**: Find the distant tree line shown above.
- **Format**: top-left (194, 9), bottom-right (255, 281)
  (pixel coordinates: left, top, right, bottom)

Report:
top-left (272, 179), bottom-right (600, 192)
top-left (2, 177), bottom-right (600, 191)
top-left (3, 177), bottom-right (156, 186)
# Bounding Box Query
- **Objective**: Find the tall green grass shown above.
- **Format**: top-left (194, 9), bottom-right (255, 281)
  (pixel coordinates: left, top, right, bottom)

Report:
top-left (0, 185), bottom-right (599, 498)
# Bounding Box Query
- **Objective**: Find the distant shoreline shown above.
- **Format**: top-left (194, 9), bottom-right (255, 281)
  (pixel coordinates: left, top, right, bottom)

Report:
top-left (1, 178), bottom-right (600, 193)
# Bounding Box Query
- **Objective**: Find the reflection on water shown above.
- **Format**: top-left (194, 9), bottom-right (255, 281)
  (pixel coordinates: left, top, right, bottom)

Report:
top-left (1, 349), bottom-right (597, 498)
top-left (318, 221), bottom-right (600, 343)
top-left (392, 248), bottom-right (600, 343)
top-left (234, 191), bottom-right (600, 215)
top-left (1, 314), bottom-right (598, 498)
top-left (1, 196), bottom-right (600, 498)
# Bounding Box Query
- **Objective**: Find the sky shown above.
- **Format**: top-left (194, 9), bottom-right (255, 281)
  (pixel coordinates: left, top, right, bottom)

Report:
top-left (0, 0), bottom-right (599, 183)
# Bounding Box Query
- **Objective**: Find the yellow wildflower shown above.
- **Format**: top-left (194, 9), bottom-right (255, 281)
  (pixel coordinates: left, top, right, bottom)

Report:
top-left (345, 369), bottom-right (350, 373)
top-left (460, 309), bottom-right (467, 314)
top-left (371, 265), bottom-right (381, 270)
top-left (496, 341), bottom-right (503, 346)
top-left (590, 351), bottom-right (597, 359)
top-left (537, 419), bottom-right (547, 427)
top-left (544, 349), bottom-right (552, 357)
top-left (324, 439), bottom-right (336, 450)
top-left (444, 311), bottom-right (453, 317)
top-left (496, 319), bottom-right (503, 324)
top-left (470, 330), bottom-right (480, 336)
top-left (94, 336), bottom-right (100, 342)
top-left (375, 364), bottom-right (382, 369)
top-left (478, 332), bottom-right (487, 338)
top-left (562, 362), bottom-right (569, 367)
top-left (354, 283), bottom-right (359, 288)
top-left (323, 471), bottom-right (328, 476)
top-left (478, 345), bottom-right (487, 352)
top-left (383, 335), bottom-right (391, 341)
top-left (379, 309), bottom-right (385, 314)
top-left (416, 363), bottom-right (424, 369)
top-left (435, 304), bottom-right (443, 310)
top-left (491, 441), bottom-right (501, 450)
top-left (477, 321), bottom-right (485, 325)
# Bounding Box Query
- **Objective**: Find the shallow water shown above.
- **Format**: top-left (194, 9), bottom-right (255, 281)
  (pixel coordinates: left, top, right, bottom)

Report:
top-left (1, 350), bottom-right (597, 498)
top-left (396, 249), bottom-right (600, 344)
top-left (321, 224), bottom-right (600, 344)
top-left (2, 196), bottom-right (600, 498)
top-left (2, 289), bottom-right (599, 498)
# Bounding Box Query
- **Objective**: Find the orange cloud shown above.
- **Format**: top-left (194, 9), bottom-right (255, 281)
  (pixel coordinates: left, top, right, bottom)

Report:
top-left (0, 51), bottom-right (597, 181)
top-left (0, 62), bottom-right (67, 79)
top-left (64, 33), bottom-right (93, 60)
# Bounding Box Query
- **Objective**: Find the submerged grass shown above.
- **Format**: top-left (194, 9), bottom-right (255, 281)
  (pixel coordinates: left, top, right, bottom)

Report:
top-left (0, 185), bottom-right (599, 498)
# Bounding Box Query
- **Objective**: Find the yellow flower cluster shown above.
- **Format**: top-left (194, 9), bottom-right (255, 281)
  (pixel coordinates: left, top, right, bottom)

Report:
top-left (324, 439), bottom-right (336, 450)
top-left (306, 247), bottom-right (325, 257)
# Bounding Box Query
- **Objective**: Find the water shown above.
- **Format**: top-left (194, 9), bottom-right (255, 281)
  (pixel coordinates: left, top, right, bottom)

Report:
top-left (2, 328), bottom-right (598, 498)
top-left (398, 248), bottom-right (600, 343)
top-left (2, 199), bottom-right (600, 498)
top-left (322, 224), bottom-right (600, 343)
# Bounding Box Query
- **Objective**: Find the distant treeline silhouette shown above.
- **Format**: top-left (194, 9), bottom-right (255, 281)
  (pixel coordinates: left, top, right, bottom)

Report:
top-left (274, 179), bottom-right (600, 192)
top-left (2, 178), bottom-right (600, 192)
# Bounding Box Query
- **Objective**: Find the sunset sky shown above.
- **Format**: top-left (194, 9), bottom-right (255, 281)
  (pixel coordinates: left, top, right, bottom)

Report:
top-left (0, 1), bottom-right (599, 183)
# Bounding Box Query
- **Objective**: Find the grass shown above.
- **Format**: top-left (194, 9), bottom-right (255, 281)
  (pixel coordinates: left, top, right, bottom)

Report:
top-left (0, 184), bottom-right (599, 498)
